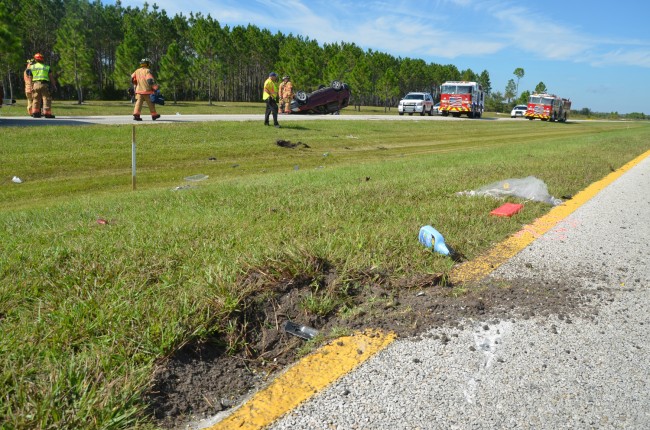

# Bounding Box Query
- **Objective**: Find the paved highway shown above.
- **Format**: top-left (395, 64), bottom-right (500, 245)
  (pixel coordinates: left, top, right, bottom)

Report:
top-left (0, 113), bottom-right (531, 127)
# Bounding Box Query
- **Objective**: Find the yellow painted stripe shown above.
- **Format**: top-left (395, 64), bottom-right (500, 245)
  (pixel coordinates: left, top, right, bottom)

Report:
top-left (450, 149), bottom-right (650, 284)
top-left (208, 329), bottom-right (396, 430)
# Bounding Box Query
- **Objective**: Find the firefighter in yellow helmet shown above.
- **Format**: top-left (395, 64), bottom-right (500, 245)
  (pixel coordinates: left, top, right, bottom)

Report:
top-left (27, 53), bottom-right (57, 118)
top-left (131, 58), bottom-right (160, 121)
top-left (262, 72), bottom-right (280, 127)
top-left (23, 58), bottom-right (35, 116)
top-left (279, 75), bottom-right (294, 114)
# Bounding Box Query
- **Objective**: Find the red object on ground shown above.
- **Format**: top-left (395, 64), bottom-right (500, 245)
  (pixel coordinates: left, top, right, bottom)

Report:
top-left (490, 203), bottom-right (524, 217)
top-left (96, 218), bottom-right (108, 225)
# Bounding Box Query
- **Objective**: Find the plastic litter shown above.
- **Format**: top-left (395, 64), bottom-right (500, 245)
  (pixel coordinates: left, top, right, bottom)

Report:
top-left (490, 202), bottom-right (524, 217)
top-left (457, 176), bottom-right (562, 206)
top-left (172, 185), bottom-right (191, 191)
top-left (418, 225), bottom-right (454, 256)
top-left (184, 174), bottom-right (208, 182)
top-left (12, 176), bottom-right (23, 184)
top-left (284, 320), bottom-right (319, 340)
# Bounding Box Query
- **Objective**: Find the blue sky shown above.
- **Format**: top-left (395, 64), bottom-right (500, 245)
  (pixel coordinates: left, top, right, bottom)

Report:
top-left (113, 0), bottom-right (650, 113)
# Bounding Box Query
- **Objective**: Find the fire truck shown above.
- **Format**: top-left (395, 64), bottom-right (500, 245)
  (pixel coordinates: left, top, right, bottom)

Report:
top-left (439, 81), bottom-right (484, 118)
top-left (525, 93), bottom-right (571, 122)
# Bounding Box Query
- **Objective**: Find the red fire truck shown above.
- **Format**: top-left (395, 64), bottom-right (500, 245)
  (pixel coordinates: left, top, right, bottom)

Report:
top-left (439, 81), bottom-right (484, 118)
top-left (525, 93), bottom-right (571, 122)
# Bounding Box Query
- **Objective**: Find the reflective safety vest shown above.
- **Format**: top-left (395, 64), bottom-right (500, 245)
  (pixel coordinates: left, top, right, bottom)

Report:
top-left (263, 78), bottom-right (278, 100)
top-left (31, 63), bottom-right (50, 81)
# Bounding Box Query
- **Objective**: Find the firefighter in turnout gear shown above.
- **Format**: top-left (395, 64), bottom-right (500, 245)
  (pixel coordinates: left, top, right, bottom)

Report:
top-left (131, 58), bottom-right (160, 121)
top-left (279, 75), bottom-right (294, 114)
top-left (27, 53), bottom-right (57, 118)
top-left (24, 59), bottom-right (35, 115)
top-left (278, 77), bottom-right (287, 112)
top-left (263, 72), bottom-right (280, 127)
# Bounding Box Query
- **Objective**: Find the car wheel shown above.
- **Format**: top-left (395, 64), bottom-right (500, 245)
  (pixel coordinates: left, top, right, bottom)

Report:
top-left (295, 91), bottom-right (308, 103)
top-left (331, 80), bottom-right (342, 91)
top-left (428, 106), bottom-right (433, 116)
top-left (420, 109), bottom-right (425, 116)
top-left (399, 112), bottom-right (404, 116)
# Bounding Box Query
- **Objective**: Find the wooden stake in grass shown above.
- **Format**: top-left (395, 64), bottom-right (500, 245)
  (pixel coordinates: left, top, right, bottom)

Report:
top-left (131, 125), bottom-right (136, 190)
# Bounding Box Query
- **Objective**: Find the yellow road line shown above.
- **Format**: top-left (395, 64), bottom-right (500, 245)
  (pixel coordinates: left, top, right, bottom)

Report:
top-left (450, 149), bottom-right (650, 284)
top-left (208, 329), bottom-right (396, 430)
top-left (207, 149), bottom-right (649, 430)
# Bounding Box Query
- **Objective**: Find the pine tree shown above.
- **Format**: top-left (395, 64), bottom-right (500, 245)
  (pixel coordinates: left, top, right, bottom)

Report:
top-left (113, 25), bottom-right (144, 92)
top-left (55, 14), bottom-right (95, 104)
top-left (159, 41), bottom-right (189, 103)
top-left (0, 2), bottom-right (23, 99)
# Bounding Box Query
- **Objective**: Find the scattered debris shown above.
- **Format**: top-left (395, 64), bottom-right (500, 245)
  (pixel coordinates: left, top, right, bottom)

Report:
top-left (96, 218), bottom-right (108, 225)
top-left (490, 202), bottom-right (524, 217)
top-left (172, 185), bottom-right (191, 191)
top-left (283, 320), bottom-right (319, 340)
top-left (208, 157), bottom-right (217, 161)
top-left (12, 176), bottom-right (23, 184)
top-left (418, 225), bottom-right (455, 257)
top-left (276, 139), bottom-right (309, 149)
top-left (457, 176), bottom-right (562, 205)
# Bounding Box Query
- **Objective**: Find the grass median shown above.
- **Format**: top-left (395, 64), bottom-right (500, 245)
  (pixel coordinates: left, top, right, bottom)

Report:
top-left (1, 117), bottom-right (649, 428)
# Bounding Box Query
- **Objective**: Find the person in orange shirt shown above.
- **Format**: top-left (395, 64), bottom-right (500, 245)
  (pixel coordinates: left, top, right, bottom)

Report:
top-left (131, 58), bottom-right (160, 121)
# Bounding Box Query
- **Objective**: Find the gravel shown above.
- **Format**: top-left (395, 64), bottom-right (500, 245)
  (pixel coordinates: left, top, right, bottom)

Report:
top-left (269, 155), bottom-right (650, 430)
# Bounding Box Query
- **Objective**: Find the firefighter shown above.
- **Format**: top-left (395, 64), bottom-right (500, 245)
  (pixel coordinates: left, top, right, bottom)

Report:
top-left (131, 58), bottom-right (160, 121)
top-left (280, 75), bottom-right (294, 114)
top-left (278, 76), bottom-right (287, 113)
top-left (23, 58), bottom-right (34, 116)
top-left (28, 53), bottom-right (57, 118)
top-left (262, 72), bottom-right (280, 127)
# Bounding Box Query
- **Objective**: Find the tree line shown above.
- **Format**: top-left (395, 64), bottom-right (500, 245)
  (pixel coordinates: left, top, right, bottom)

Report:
top-left (0, 0), bottom-right (498, 109)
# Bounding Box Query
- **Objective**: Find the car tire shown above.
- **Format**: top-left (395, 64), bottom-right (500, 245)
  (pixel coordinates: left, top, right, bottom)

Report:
top-left (399, 112), bottom-right (404, 115)
top-left (295, 91), bottom-right (308, 103)
top-left (428, 106), bottom-right (433, 116)
top-left (331, 80), bottom-right (343, 91)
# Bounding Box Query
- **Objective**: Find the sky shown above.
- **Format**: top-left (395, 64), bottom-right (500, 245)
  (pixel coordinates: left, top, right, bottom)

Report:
top-left (111, 0), bottom-right (650, 113)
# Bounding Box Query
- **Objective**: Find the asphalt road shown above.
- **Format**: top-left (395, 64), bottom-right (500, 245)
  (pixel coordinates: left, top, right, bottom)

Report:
top-left (263, 154), bottom-right (650, 429)
top-left (0, 113), bottom-right (525, 127)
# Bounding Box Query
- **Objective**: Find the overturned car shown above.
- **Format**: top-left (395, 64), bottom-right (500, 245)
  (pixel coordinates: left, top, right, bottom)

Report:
top-left (290, 80), bottom-right (350, 114)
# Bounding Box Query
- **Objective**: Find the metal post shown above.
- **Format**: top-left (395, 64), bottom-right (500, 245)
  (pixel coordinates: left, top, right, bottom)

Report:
top-left (132, 125), bottom-right (136, 190)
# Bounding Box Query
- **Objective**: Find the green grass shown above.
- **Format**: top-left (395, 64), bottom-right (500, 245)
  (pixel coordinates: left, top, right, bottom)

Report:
top-left (1, 116), bottom-right (649, 429)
